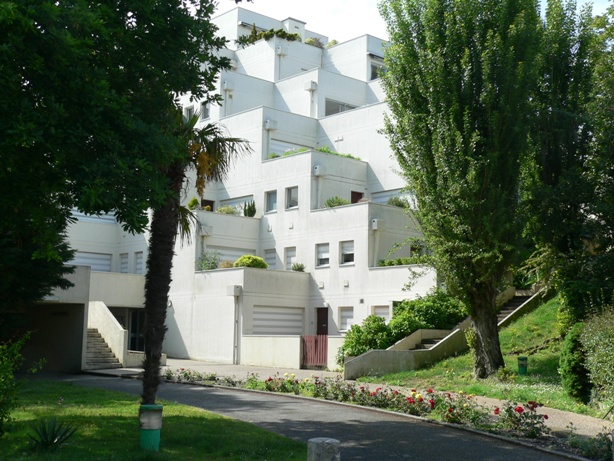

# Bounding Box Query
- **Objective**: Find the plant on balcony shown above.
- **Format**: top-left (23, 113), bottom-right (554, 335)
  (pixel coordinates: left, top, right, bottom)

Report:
top-left (304, 37), bottom-right (324, 48)
top-left (291, 263), bottom-right (305, 272)
top-left (187, 197), bottom-right (200, 210)
top-left (236, 28), bottom-right (301, 48)
top-left (243, 200), bottom-right (256, 217)
top-left (216, 205), bottom-right (237, 215)
top-left (233, 255), bottom-right (268, 269)
top-left (197, 250), bottom-right (221, 271)
top-left (325, 196), bottom-right (350, 208)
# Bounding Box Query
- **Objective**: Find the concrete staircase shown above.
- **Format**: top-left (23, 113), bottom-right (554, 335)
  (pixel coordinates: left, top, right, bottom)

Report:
top-left (86, 328), bottom-right (121, 369)
top-left (410, 332), bottom-right (452, 351)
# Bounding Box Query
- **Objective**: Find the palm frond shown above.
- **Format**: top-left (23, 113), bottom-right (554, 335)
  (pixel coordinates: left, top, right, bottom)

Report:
top-left (177, 205), bottom-right (199, 246)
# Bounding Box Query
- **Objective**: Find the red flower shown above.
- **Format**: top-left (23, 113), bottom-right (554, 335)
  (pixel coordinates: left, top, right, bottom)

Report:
top-left (407, 397), bottom-right (416, 404)
top-left (446, 393), bottom-right (451, 398)
top-left (411, 388), bottom-right (417, 392)
top-left (376, 387), bottom-right (382, 392)
top-left (429, 399), bottom-right (435, 409)
top-left (371, 392), bottom-right (376, 397)
top-left (428, 388), bottom-right (434, 393)
top-left (494, 407), bottom-right (500, 415)
top-left (394, 390), bottom-right (399, 395)
top-left (360, 386), bottom-right (365, 391)
top-left (543, 415), bottom-right (549, 420)
top-left (448, 407), bottom-right (453, 413)
top-left (418, 397), bottom-right (424, 403)
top-left (515, 406), bottom-right (524, 414)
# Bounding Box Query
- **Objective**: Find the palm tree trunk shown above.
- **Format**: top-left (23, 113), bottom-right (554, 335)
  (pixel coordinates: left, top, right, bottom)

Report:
top-left (141, 165), bottom-right (183, 405)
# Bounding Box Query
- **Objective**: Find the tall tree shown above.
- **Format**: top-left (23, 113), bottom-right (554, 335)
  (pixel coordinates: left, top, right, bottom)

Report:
top-left (141, 113), bottom-right (251, 404)
top-left (380, 0), bottom-right (540, 378)
top-left (522, 0), bottom-right (599, 333)
top-left (0, 0), bottom-right (234, 322)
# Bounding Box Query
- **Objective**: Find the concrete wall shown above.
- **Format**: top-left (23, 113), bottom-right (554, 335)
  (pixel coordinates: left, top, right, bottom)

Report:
top-left (89, 272), bottom-right (145, 308)
top-left (87, 301), bottom-right (128, 368)
top-left (241, 336), bottom-right (302, 369)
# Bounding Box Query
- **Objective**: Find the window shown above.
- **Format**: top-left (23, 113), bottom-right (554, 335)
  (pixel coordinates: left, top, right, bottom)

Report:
top-left (184, 105), bottom-right (194, 120)
top-left (351, 191), bottom-right (364, 203)
top-left (339, 306), bottom-right (354, 331)
top-left (285, 247), bottom-right (296, 270)
top-left (265, 190), bottom-right (277, 212)
top-left (373, 305), bottom-right (390, 322)
top-left (325, 99), bottom-right (357, 116)
top-left (264, 249), bottom-right (277, 269)
top-left (340, 241), bottom-right (354, 264)
top-left (200, 102), bottom-right (210, 120)
top-left (135, 252), bottom-right (144, 274)
top-left (120, 253), bottom-right (128, 273)
top-left (370, 63), bottom-right (387, 80)
top-left (316, 243), bottom-right (329, 267)
top-left (286, 186), bottom-right (298, 209)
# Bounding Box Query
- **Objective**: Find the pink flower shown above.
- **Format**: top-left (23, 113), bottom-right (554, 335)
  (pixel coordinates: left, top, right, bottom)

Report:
top-left (515, 406), bottom-right (524, 414)
top-left (494, 407), bottom-right (500, 415)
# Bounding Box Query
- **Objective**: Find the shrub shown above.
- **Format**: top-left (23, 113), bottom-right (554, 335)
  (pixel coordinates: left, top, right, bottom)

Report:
top-left (304, 37), bottom-right (324, 48)
top-left (197, 250), bottom-right (221, 271)
top-left (243, 200), bottom-right (256, 217)
top-left (325, 196), bottom-right (350, 208)
top-left (378, 255), bottom-right (430, 266)
top-left (267, 153), bottom-right (280, 159)
top-left (388, 313), bottom-right (429, 343)
top-left (28, 418), bottom-right (77, 452)
top-left (219, 260), bottom-right (234, 269)
top-left (216, 205), bottom-right (237, 215)
top-left (233, 255), bottom-right (268, 269)
top-left (386, 196), bottom-right (409, 208)
top-left (559, 322), bottom-right (592, 403)
top-left (336, 315), bottom-right (393, 365)
top-left (393, 290), bottom-right (468, 331)
top-left (0, 335), bottom-right (29, 437)
top-left (291, 263), bottom-right (305, 272)
top-left (187, 197), bottom-right (200, 210)
top-left (581, 309), bottom-right (614, 402)
top-left (326, 39), bottom-right (338, 48)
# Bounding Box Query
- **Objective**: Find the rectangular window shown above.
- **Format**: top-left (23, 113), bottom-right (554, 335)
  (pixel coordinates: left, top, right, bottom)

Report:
top-left (265, 190), bottom-right (277, 212)
top-left (264, 249), bottom-right (277, 269)
top-left (325, 99), bottom-right (357, 116)
top-left (316, 243), bottom-right (329, 267)
top-left (285, 247), bottom-right (296, 270)
top-left (339, 306), bottom-right (354, 331)
top-left (373, 305), bottom-right (390, 322)
top-left (340, 241), bottom-right (354, 264)
top-left (286, 186), bottom-right (298, 209)
top-left (135, 251), bottom-right (144, 274)
top-left (184, 105), bottom-right (194, 120)
top-left (200, 102), bottom-right (210, 120)
top-left (120, 253), bottom-right (128, 273)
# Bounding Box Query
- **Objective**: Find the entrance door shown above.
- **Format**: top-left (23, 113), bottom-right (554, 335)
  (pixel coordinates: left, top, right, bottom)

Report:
top-left (129, 310), bottom-right (145, 351)
top-left (316, 307), bottom-right (328, 335)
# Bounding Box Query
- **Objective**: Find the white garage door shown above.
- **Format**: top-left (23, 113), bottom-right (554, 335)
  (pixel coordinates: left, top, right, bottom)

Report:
top-left (252, 306), bottom-right (304, 335)
top-left (71, 252), bottom-right (112, 272)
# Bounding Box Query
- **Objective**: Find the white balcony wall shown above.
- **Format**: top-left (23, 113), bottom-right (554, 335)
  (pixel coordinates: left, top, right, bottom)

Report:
top-left (323, 35), bottom-right (386, 82)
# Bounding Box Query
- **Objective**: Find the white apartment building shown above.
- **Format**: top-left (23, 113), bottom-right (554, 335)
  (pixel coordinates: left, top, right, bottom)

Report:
top-left (41, 7), bottom-right (436, 372)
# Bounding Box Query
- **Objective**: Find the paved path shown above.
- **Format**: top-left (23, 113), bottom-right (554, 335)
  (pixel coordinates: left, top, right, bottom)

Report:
top-left (60, 373), bottom-right (575, 461)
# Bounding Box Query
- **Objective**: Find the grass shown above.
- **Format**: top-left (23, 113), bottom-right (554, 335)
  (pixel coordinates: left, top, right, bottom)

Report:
top-left (358, 296), bottom-right (605, 417)
top-left (0, 380), bottom-right (306, 460)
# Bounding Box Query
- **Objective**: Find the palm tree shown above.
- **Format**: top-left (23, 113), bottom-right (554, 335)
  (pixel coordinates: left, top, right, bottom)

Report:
top-left (141, 110), bottom-right (251, 404)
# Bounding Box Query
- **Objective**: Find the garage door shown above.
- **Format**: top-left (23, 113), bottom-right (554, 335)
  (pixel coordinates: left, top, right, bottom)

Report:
top-left (252, 306), bottom-right (304, 335)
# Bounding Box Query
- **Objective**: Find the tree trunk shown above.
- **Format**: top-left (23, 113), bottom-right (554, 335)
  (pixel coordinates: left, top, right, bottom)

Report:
top-left (470, 292), bottom-right (505, 379)
top-left (141, 167), bottom-right (183, 405)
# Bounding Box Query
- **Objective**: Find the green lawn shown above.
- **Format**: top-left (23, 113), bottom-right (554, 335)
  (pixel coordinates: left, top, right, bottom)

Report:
top-left (0, 380), bottom-right (306, 460)
top-left (359, 296), bottom-right (604, 417)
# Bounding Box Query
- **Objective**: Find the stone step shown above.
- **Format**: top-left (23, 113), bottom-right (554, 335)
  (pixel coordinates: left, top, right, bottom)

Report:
top-left (85, 362), bottom-right (122, 370)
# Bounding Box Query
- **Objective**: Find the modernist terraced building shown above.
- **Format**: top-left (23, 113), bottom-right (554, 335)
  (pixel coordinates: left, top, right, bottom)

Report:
top-left (35, 7), bottom-right (436, 372)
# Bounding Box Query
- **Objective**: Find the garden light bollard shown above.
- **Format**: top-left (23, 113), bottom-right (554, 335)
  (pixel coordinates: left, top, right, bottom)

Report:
top-left (308, 437), bottom-right (341, 461)
top-left (139, 404), bottom-right (163, 451)
top-left (518, 356), bottom-right (528, 375)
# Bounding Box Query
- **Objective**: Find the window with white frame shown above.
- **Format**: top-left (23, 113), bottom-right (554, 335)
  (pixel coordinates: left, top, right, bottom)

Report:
top-left (373, 305), bottom-right (390, 322)
top-left (200, 101), bottom-right (210, 120)
top-left (286, 186), bottom-right (298, 209)
top-left (316, 243), bottom-right (329, 267)
top-left (265, 190), bottom-right (277, 212)
top-left (325, 99), bottom-right (357, 116)
top-left (120, 253), bottom-right (128, 273)
top-left (339, 306), bottom-right (354, 331)
top-left (135, 251), bottom-right (144, 274)
top-left (264, 249), bottom-right (276, 269)
top-left (340, 240), bottom-right (354, 264)
top-left (285, 247), bottom-right (296, 270)
top-left (184, 105), bottom-right (194, 120)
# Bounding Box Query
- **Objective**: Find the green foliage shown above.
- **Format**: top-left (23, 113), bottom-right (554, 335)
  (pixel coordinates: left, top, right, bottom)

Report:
top-left (291, 263), bottom-right (305, 272)
top-left (197, 250), bottom-right (221, 271)
top-left (267, 153), bottom-right (280, 159)
top-left (243, 200), bottom-right (256, 217)
top-left (236, 28), bottom-right (302, 48)
top-left (28, 418), bottom-right (77, 452)
top-left (336, 316), bottom-right (393, 365)
top-left (325, 196), bottom-right (350, 208)
top-left (380, 0), bottom-right (541, 377)
top-left (233, 255), bottom-right (269, 269)
top-left (378, 255), bottom-right (430, 266)
top-left (304, 37), bottom-right (324, 48)
top-left (389, 291), bottom-right (467, 342)
top-left (567, 427), bottom-right (613, 461)
top-left (216, 205), bottom-right (237, 215)
top-left (559, 323), bottom-right (592, 403)
top-left (386, 196), bottom-right (409, 208)
top-left (581, 309), bottom-right (614, 402)
top-left (0, 335), bottom-right (29, 437)
top-left (326, 39), bottom-right (339, 48)
top-left (281, 146), bottom-right (360, 160)
top-left (187, 197), bottom-right (200, 210)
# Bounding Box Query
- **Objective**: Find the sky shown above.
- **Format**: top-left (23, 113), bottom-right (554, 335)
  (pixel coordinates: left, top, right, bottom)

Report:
top-left (214, 0), bottom-right (612, 43)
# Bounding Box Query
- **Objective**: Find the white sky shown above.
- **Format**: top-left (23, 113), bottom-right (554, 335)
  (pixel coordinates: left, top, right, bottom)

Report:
top-left (214, 0), bottom-right (612, 43)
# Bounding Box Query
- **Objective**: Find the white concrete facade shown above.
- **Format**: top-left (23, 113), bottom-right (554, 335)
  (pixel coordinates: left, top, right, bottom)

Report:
top-left (62, 7), bottom-right (437, 369)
